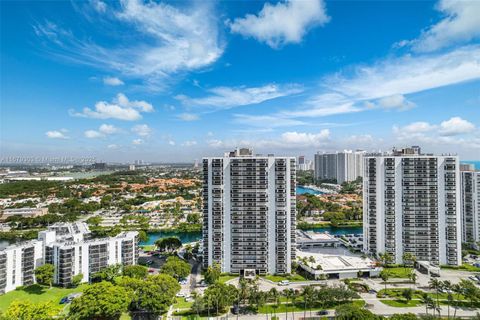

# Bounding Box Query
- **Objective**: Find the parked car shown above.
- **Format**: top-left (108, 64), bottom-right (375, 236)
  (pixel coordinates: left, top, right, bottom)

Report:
top-left (317, 310), bottom-right (328, 315)
top-left (278, 280), bottom-right (290, 286)
top-left (176, 292), bottom-right (186, 297)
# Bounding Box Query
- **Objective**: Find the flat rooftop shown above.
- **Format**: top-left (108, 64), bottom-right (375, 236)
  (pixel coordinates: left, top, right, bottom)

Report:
top-left (297, 250), bottom-right (377, 272)
top-left (302, 231), bottom-right (336, 241)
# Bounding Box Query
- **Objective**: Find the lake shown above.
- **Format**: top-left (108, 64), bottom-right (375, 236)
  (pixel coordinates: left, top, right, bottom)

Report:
top-left (140, 225), bottom-right (362, 246)
top-left (296, 186), bottom-right (323, 195)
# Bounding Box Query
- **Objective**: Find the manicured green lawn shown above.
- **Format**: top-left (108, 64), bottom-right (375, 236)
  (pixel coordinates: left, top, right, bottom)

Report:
top-left (441, 264), bottom-right (480, 272)
top-left (140, 245), bottom-right (156, 252)
top-left (263, 274), bottom-right (306, 282)
top-left (380, 299), bottom-right (422, 307)
top-left (218, 275), bottom-right (238, 284)
top-left (0, 284), bottom-right (87, 311)
top-left (258, 300), bottom-right (364, 314)
top-left (378, 288), bottom-right (465, 301)
top-left (383, 267), bottom-right (413, 278)
top-left (173, 297), bottom-right (194, 309)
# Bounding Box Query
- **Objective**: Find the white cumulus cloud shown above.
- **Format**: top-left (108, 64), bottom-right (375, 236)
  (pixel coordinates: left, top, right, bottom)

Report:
top-left (409, 0), bottom-right (480, 52)
top-left (229, 0), bottom-right (329, 48)
top-left (45, 130), bottom-right (69, 139)
top-left (84, 130), bottom-right (104, 139)
top-left (99, 124), bottom-right (119, 134)
top-left (103, 76), bottom-right (124, 86)
top-left (70, 93), bottom-right (154, 121)
top-left (131, 124), bottom-right (152, 137)
top-left (439, 116), bottom-right (476, 136)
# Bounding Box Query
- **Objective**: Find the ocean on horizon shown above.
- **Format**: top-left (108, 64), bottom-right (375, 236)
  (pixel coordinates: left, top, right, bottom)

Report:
top-left (461, 160), bottom-right (480, 170)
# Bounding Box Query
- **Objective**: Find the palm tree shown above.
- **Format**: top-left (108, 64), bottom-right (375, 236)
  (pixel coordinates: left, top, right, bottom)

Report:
top-left (269, 288), bottom-right (280, 319)
top-left (380, 270), bottom-right (389, 292)
top-left (402, 288), bottom-right (414, 304)
top-left (410, 270), bottom-right (418, 289)
top-left (429, 277), bottom-right (441, 315)
top-left (420, 293), bottom-right (436, 317)
top-left (282, 288), bottom-right (295, 320)
top-left (452, 283), bottom-right (462, 319)
top-left (420, 293), bottom-right (430, 315)
top-left (442, 280), bottom-right (453, 319)
top-left (301, 286), bottom-right (314, 319)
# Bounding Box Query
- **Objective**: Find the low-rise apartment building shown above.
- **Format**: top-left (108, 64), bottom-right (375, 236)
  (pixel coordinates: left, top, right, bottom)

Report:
top-left (0, 222), bottom-right (138, 293)
top-left (0, 207), bottom-right (48, 221)
top-left (0, 240), bottom-right (44, 294)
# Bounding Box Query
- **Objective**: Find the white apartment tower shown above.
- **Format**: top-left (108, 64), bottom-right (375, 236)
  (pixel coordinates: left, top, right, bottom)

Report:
top-left (460, 168), bottom-right (480, 243)
top-left (202, 148), bottom-right (296, 275)
top-left (363, 147), bottom-right (461, 266)
top-left (314, 153), bottom-right (337, 181)
top-left (314, 150), bottom-right (364, 184)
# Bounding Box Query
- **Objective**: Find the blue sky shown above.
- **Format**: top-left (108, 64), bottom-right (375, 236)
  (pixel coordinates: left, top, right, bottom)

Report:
top-left (1, 0), bottom-right (479, 162)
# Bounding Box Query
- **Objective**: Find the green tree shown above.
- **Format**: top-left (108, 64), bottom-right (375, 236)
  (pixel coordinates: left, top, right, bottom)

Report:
top-left (390, 314), bottom-right (419, 320)
top-left (409, 270), bottom-right (417, 289)
top-left (34, 264), bottom-right (54, 287)
top-left (402, 288), bottom-right (414, 304)
top-left (155, 236), bottom-right (182, 253)
top-left (91, 264), bottom-right (122, 283)
top-left (380, 270), bottom-right (389, 292)
top-left (204, 263), bottom-right (221, 285)
top-left (160, 256), bottom-right (191, 280)
top-left (429, 278), bottom-right (441, 313)
top-left (335, 304), bottom-right (376, 320)
top-left (86, 216), bottom-right (102, 227)
top-left (2, 301), bottom-right (56, 320)
top-left (137, 230), bottom-right (149, 243)
top-left (123, 265), bottom-right (148, 279)
top-left (282, 288), bottom-right (295, 320)
top-left (459, 279), bottom-right (480, 308)
top-left (69, 281), bottom-right (131, 320)
top-left (71, 274), bottom-right (84, 287)
top-left (126, 274), bottom-right (180, 316)
top-left (203, 283), bottom-right (238, 316)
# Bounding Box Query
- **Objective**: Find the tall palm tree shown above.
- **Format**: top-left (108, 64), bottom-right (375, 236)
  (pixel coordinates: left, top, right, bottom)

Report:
top-left (451, 283), bottom-right (462, 319)
top-left (301, 286), bottom-right (314, 320)
top-left (269, 288), bottom-right (280, 319)
top-left (442, 280), bottom-right (453, 319)
top-left (420, 293), bottom-right (430, 315)
top-left (429, 277), bottom-right (441, 313)
top-left (282, 288), bottom-right (295, 320)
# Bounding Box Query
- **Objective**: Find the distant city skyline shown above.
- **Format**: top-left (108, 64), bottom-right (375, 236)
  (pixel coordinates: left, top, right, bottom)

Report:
top-left (1, 0), bottom-right (479, 162)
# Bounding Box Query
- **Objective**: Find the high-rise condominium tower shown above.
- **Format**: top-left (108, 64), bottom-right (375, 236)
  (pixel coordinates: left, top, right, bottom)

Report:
top-left (202, 148), bottom-right (296, 275)
top-left (363, 147), bottom-right (461, 266)
top-left (314, 150), bottom-right (365, 184)
top-left (460, 167), bottom-right (480, 243)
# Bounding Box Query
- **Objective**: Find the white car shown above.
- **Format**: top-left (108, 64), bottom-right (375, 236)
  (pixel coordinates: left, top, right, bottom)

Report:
top-left (278, 280), bottom-right (290, 286)
top-left (176, 292), bottom-right (187, 297)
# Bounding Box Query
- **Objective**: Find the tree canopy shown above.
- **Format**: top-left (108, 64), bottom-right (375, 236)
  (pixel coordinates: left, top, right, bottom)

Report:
top-left (155, 236), bottom-right (182, 252)
top-left (160, 256), bottom-right (191, 280)
top-left (69, 281), bottom-right (131, 320)
top-left (34, 264), bottom-right (54, 287)
top-left (123, 265), bottom-right (148, 279)
top-left (1, 301), bottom-right (56, 320)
